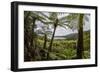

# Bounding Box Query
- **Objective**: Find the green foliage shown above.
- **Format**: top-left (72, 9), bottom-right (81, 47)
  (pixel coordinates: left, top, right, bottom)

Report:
top-left (24, 11), bottom-right (90, 61)
top-left (34, 31), bottom-right (90, 60)
top-left (83, 31), bottom-right (90, 51)
top-left (83, 51), bottom-right (90, 59)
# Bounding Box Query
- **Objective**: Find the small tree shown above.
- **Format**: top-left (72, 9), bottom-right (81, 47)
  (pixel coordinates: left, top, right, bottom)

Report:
top-left (43, 12), bottom-right (72, 59)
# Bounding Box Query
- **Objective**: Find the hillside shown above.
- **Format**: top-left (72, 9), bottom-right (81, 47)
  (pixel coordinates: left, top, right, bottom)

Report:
top-left (54, 30), bottom-right (90, 40)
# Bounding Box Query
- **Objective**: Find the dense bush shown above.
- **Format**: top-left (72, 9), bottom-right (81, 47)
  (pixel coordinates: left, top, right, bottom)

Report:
top-left (35, 31), bottom-right (90, 60)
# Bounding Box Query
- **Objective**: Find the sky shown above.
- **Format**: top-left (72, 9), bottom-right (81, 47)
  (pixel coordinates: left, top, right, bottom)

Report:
top-left (54, 20), bottom-right (90, 36)
top-left (35, 12), bottom-right (90, 36)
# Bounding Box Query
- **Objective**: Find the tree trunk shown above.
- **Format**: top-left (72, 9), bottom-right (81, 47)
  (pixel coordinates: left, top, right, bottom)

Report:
top-left (31, 17), bottom-right (36, 48)
top-left (30, 17), bottom-right (36, 59)
top-left (49, 26), bottom-right (57, 51)
top-left (47, 25), bottom-right (57, 59)
top-left (77, 14), bottom-right (84, 59)
top-left (24, 11), bottom-right (32, 61)
top-left (43, 34), bottom-right (47, 49)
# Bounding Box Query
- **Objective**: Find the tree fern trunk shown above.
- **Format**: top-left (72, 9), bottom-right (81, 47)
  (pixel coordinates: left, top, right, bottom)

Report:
top-left (77, 14), bottom-right (84, 59)
top-left (47, 25), bottom-right (57, 59)
top-left (24, 11), bottom-right (32, 61)
top-left (49, 26), bottom-right (56, 51)
top-left (30, 17), bottom-right (36, 59)
top-left (43, 34), bottom-right (47, 49)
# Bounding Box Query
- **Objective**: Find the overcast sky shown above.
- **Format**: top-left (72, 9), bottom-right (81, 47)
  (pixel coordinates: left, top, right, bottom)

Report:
top-left (35, 12), bottom-right (90, 36)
